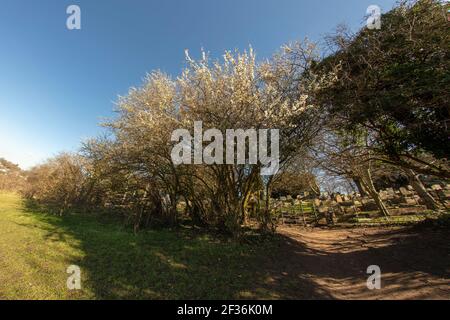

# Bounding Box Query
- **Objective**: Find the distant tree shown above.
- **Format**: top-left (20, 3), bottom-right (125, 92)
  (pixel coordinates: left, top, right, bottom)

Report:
top-left (24, 153), bottom-right (88, 215)
top-left (0, 158), bottom-right (26, 191)
top-left (0, 158), bottom-right (21, 172)
top-left (271, 171), bottom-right (319, 198)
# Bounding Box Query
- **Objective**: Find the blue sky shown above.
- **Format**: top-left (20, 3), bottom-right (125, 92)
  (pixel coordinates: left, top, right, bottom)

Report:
top-left (0, 0), bottom-right (398, 169)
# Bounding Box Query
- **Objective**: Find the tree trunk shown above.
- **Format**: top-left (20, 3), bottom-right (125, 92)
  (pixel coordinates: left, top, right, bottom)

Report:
top-left (405, 169), bottom-right (442, 210)
top-left (361, 170), bottom-right (390, 217)
top-left (309, 178), bottom-right (321, 197)
top-left (260, 183), bottom-right (273, 232)
top-left (353, 177), bottom-right (368, 197)
top-left (369, 188), bottom-right (390, 218)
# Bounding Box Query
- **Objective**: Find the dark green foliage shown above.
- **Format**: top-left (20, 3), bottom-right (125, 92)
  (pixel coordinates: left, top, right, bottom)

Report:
top-left (317, 0), bottom-right (450, 161)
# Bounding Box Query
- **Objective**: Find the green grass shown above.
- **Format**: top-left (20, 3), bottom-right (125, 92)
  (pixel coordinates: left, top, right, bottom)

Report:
top-left (273, 202), bottom-right (314, 216)
top-left (0, 193), bottom-right (281, 300)
top-left (354, 215), bottom-right (426, 224)
top-left (349, 211), bottom-right (448, 226)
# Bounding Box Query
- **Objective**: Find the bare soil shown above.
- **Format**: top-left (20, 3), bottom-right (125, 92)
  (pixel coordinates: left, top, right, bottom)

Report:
top-left (262, 225), bottom-right (450, 299)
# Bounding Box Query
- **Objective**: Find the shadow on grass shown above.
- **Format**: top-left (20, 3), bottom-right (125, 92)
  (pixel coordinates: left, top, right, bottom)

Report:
top-left (20, 199), bottom-right (333, 299)
top-left (20, 199), bottom-right (449, 299)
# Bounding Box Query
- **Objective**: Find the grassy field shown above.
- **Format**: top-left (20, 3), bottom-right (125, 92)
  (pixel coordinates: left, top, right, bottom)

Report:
top-left (0, 192), bottom-right (281, 300)
top-left (2, 192), bottom-right (448, 300)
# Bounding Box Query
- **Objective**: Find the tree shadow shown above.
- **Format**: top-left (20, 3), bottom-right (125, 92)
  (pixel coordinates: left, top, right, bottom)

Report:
top-left (271, 225), bottom-right (450, 299)
top-left (18, 199), bottom-right (449, 299)
top-left (19, 199), bottom-right (333, 299)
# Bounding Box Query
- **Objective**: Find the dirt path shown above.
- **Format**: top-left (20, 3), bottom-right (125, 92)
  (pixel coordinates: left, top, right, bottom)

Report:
top-left (266, 225), bottom-right (450, 299)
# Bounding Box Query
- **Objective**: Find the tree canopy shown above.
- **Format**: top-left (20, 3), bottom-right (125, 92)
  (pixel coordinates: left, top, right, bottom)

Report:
top-left (315, 0), bottom-right (449, 177)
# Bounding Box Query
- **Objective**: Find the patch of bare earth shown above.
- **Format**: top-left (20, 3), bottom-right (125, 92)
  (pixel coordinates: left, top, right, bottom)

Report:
top-left (263, 225), bottom-right (450, 299)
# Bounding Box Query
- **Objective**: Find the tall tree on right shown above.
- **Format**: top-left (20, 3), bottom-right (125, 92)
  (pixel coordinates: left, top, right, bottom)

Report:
top-left (315, 0), bottom-right (449, 181)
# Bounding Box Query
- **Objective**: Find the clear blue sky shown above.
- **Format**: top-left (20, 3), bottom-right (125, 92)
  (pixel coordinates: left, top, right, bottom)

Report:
top-left (0, 0), bottom-right (398, 168)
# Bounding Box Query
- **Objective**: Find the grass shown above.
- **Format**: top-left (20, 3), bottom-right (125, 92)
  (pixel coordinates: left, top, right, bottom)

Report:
top-left (348, 210), bottom-right (449, 227)
top-left (272, 202), bottom-right (314, 217)
top-left (353, 215), bottom-right (427, 225)
top-left (0, 192), bottom-right (281, 300)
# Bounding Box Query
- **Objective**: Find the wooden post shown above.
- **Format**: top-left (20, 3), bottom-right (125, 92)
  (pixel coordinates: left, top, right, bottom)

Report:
top-left (312, 202), bottom-right (319, 224)
top-left (300, 200), bottom-right (307, 226)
